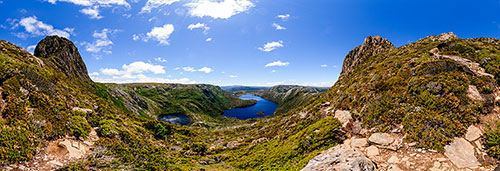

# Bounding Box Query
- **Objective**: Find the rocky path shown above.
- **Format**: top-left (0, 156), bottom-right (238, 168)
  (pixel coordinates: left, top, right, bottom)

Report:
top-left (2, 128), bottom-right (99, 171)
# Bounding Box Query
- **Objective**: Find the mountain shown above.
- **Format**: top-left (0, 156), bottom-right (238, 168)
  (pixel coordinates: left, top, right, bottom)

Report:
top-left (220, 85), bottom-right (270, 92)
top-left (0, 36), bottom-right (255, 170)
top-left (2, 33), bottom-right (500, 170)
top-left (256, 85), bottom-right (328, 115)
top-left (301, 32), bottom-right (500, 170)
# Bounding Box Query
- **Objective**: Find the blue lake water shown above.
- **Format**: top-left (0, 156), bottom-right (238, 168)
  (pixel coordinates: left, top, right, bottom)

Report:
top-left (158, 114), bottom-right (191, 125)
top-left (223, 94), bottom-right (278, 119)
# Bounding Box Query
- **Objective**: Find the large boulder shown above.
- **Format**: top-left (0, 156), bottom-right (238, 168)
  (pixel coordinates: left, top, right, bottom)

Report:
top-left (368, 133), bottom-right (394, 146)
top-left (34, 36), bottom-right (91, 82)
top-left (301, 144), bottom-right (376, 171)
top-left (444, 138), bottom-right (481, 168)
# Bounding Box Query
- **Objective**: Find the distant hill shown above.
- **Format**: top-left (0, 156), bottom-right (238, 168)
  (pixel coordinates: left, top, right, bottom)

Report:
top-left (220, 85), bottom-right (270, 92)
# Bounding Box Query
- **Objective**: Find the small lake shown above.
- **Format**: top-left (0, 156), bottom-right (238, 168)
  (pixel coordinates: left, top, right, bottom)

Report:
top-left (223, 94), bottom-right (278, 119)
top-left (158, 114), bottom-right (191, 125)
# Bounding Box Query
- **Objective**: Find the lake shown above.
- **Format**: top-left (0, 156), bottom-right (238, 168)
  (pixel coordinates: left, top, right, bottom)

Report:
top-left (223, 94), bottom-right (278, 119)
top-left (158, 114), bottom-right (191, 125)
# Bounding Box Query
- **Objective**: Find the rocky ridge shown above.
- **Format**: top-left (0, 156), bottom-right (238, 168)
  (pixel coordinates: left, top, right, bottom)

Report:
top-left (340, 35), bottom-right (395, 76)
top-left (34, 36), bottom-right (91, 82)
top-left (303, 32), bottom-right (500, 170)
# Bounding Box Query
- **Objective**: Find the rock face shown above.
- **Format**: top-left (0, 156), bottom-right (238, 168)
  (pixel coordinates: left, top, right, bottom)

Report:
top-left (340, 36), bottom-right (395, 76)
top-left (301, 144), bottom-right (376, 171)
top-left (34, 36), bottom-right (91, 81)
top-left (444, 138), bottom-right (481, 168)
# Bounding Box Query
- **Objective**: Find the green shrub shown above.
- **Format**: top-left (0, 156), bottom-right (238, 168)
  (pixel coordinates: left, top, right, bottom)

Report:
top-left (485, 121), bottom-right (500, 159)
top-left (68, 115), bottom-right (91, 139)
top-left (183, 142), bottom-right (207, 154)
top-left (143, 120), bottom-right (173, 139)
top-left (97, 119), bottom-right (119, 138)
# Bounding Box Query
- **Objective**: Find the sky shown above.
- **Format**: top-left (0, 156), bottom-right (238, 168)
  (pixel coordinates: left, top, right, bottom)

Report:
top-left (2, 0), bottom-right (500, 87)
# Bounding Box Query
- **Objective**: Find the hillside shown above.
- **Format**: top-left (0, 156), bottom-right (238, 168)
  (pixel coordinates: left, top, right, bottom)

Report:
top-left (256, 85), bottom-right (328, 115)
top-left (299, 33), bottom-right (500, 170)
top-left (2, 33), bottom-right (500, 171)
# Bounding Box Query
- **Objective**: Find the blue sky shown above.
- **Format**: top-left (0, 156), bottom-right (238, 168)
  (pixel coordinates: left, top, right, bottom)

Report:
top-left (2, 0), bottom-right (500, 87)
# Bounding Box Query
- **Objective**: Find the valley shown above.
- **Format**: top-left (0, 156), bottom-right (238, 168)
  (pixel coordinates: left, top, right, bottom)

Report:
top-left (2, 32), bottom-right (500, 171)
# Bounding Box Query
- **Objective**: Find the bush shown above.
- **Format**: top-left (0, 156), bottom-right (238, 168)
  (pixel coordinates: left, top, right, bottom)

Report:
top-left (97, 119), bottom-right (119, 138)
top-left (485, 121), bottom-right (500, 159)
top-left (143, 120), bottom-right (173, 139)
top-left (183, 142), bottom-right (207, 154)
top-left (68, 115), bottom-right (91, 139)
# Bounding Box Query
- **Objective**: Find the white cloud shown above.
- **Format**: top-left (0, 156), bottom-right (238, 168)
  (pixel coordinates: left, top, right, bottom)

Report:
top-left (184, 0), bottom-right (254, 19)
top-left (100, 62), bottom-right (166, 76)
top-left (82, 28), bottom-right (117, 54)
top-left (141, 0), bottom-right (180, 13)
top-left (272, 23), bottom-right (286, 30)
top-left (89, 72), bottom-right (100, 76)
top-left (46, 0), bottom-right (130, 19)
top-left (229, 75), bottom-right (238, 78)
top-left (206, 37), bottom-right (212, 42)
top-left (143, 24), bottom-right (175, 45)
top-left (26, 45), bottom-right (36, 54)
top-left (182, 66), bottom-right (213, 73)
top-left (15, 16), bottom-right (74, 38)
top-left (321, 64), bottom-right (328, 68)
top-left (271, 70), bottom-right (276, 73)
top-left (46, 0), bottom-right (130, 7)
top-left (277, 14), bottom-right (290, 21)
top-left (92, 74), bottom-right (194, 84)
top-left (198, 67), bottom-right (213, 73)
top-left (100, 68), bottom-right (121, 75)
top-left (265, 60), bottom-right (289, 67)
top-left (155, 57), bottom-right (168, 62)
top-left (123, 61), bottom-right (166, 74)
top-left (80, 6), bottom-right (102, 19)
top-left (187, 23), bottom-right (210, 34)
top-left (132, 34), bottom-right (139, 40)
top-left (258, 40), bottom-right (283, 52)
top-left (182, 67), bottom-right (196, 72)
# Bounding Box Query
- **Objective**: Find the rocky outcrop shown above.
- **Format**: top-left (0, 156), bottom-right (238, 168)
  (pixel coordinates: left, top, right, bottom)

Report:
top-left (340, 36), bottom-right (395, 76)
top-left (34, 36), bottom-right (91, 81)
top-left (301, 144), bottom-right (376, 171)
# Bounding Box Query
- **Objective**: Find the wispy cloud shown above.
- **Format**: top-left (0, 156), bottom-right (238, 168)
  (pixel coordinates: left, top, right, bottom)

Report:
top-left (155, 57), bottom-right (168, 62)
top-left (82, 28), bottom-right (117, 54)
top-left (320, 64), bottom-right (328, 68)
top-left (265, 60), bottom-right (289, 67)
top-left (184, 0), bottom-right (254, 19)
top-left (140, 0), bottom-right (180, 13)
top-left (258, 40), bottom-right (284, 52)
top-left (182, 66), bottom-right (213, 73)
top-left (80, 6), bottom-right (102, 19)
top-left (276, 14), bottom-right (290, 21)
top-left (45, 0), bottom-right (130, 19)
top-left (187, 23), bottom-right (210, 34)
top-left (12, 16), bottom-right (74, 39)
top-left (272, 23), bottom-right (286, 30)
